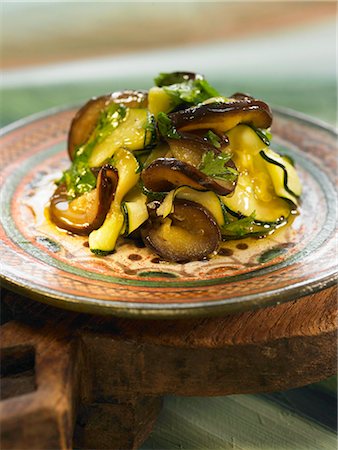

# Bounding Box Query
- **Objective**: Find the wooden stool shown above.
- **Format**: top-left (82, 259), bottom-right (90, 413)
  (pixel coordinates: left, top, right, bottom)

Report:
top-left (0, 286), bottom-right (336, 450)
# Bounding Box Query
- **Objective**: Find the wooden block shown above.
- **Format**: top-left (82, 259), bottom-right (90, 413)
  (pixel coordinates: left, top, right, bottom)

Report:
top-left (0, 286), bottom-right (336, 449)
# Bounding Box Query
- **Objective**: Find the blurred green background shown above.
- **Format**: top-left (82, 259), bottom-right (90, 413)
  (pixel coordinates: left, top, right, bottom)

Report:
top-left (1, 1), bottom-right (337, 127)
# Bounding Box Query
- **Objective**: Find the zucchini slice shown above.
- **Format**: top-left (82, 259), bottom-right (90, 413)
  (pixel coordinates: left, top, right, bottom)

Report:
top-left (89, 148), bottom-right (139, 253)
top-left (156, 186), bottom-right (226, 228)
top-left (143, 143), bottom-right (172, 168)
top-left (221, 175), bottom-right (291, 223)
top-left (260, 149), bottom-right (301, 205)
top-left (122, 190), bottom-right (149, 235)
top-left (88, 108), bottom-right (155, 167)
top-left (148, 87), bottom-right (173, 116)
top-left (221, 217), bottom-right (278, 239)
top-left (222, 124), bottom-right (292, 223)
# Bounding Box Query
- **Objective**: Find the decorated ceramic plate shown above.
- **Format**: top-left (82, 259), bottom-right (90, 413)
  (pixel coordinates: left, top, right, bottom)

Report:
top-left (0, 107), bottom-right (337, 317)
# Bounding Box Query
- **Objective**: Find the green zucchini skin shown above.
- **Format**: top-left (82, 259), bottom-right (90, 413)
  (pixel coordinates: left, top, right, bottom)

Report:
top-left (259, 149), bottom-right (302, 204)
top-left (52, 74), bottom-right (303, 262)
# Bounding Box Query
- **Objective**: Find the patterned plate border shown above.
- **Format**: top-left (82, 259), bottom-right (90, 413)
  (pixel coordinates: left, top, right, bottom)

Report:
top-left (0, 106), bottom-right (337, 317)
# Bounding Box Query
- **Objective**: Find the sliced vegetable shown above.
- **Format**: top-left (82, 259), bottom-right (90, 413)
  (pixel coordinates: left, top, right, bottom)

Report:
top-left (166, 131), bottom-right (228, 167)
top-left (89, 148), bottom-right (139, 253)
top-left (50, 165), bottom-right (118, 235)
top-left (68, 90), bottom-right (148, 160)
top-left (143, 143), bottom-right (172, 168)
top-left (221, 213), bottom-right (278, 239)
top-left (50, 72), bottom-right (302, 263)
top-left (148, 87), bottom-right (173, 117)
top-left (260, 149), bottom-right (302, 205)
top-left (141, 158), bottom-right (237, 196)
top-left (141, 199), bottom-right (221, 262)
top-left (168, 97), bottom-right (272, 132)
top-left (221, 179), bottom-right (291, 223)
top-left (122, 189), bottom-right (149, 235)
top-left (88, 108), bottom-right (156, 167)
top-left (222, 124), bottom-right (292, 223)
top-left (156, 186), bottom-right (226, 228)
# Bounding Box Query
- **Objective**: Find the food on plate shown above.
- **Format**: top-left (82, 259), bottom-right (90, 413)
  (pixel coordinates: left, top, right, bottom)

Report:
top-left (49, 72), bottom-right (302, 262)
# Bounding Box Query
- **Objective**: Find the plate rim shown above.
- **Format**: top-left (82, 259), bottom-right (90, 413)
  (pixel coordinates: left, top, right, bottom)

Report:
top-left (1, 105), bottom-right (337, 318)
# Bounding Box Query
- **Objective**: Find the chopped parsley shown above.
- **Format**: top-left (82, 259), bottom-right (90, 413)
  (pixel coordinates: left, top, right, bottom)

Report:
top-left (157, 112), bottom-right (181, 139)
top-left (162, 79), bottom-right (220, 109)
top-left (60, 103), bottom-right (127, 198)
top-left (60, 143), bottom-right (97, 199)
top-left (221, 213), bottom-right (256, 237)
top-left (199, 151), bottom-right (238, 182)
top-left (154, 72), bottom-right (202, 87)
top-left (205, 130), bottom-right (221, 149)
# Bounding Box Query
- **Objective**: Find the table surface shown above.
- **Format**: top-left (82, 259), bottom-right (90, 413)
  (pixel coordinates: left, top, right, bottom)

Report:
top-left (1, 2), bottom-right (337, 449)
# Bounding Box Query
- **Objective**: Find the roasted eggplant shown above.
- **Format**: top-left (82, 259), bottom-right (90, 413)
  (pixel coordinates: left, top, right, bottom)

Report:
top-left (68, 90), bottom-right (148, 160)
top-left (50, 164), bottom-right (118, 235)
top-left (49, 71), bottom-right (301, 262)
top-left (141, 158), bottom-right (237, 196)
top-left (169, 97), bottom-right (272, 133)
top-left (141, 199), bottom-right (221, 262)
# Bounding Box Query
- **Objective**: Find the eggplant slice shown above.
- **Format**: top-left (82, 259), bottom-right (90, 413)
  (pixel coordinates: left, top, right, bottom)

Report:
top-left (141, 158), bottom-right (237, 196)
top-left (166, 131), bottom-right (228, 167)
top-left (141, 199), bottom-right (221, 262)
top-left (68, 90), bottom-right (148, 160)
top-left (168, 97), bottom-right (272, 132)
top-left (50, 165), bottom-right (118, 235)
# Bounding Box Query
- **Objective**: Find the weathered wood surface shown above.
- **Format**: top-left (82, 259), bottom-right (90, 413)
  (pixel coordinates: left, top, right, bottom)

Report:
top-left (0, 286), bottom-right (337, 449)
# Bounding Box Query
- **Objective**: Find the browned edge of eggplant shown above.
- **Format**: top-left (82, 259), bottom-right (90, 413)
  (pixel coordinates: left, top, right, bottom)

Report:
top-left (49, 165), bottom-right (118, 235)
top-left (141, 199), bottom-right (221, 262)
top-left (141, 158), bottom-right (237, 196)
top-left (68, 90), bottom-right (148, 160)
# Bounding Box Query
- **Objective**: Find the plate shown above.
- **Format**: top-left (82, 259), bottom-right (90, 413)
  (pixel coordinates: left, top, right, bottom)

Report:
top-left (0, 107), bottom-right (337, 317)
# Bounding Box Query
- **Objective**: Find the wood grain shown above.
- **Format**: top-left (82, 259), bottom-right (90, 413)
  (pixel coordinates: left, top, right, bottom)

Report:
top-left (0, 319), bottom-right (81, 449)
top-left (0, 285), bottom-right (336, 449)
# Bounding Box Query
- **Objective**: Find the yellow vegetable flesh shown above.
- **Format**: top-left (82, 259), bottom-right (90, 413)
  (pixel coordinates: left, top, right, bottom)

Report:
top-left (89, 148), bottom-right (139, 252)
top-left (157, 186), bottom-right (225, 228)
top-left (88, 108), bottom-right (152, 168)
top-left (222, 125), bottom-right (293, 223)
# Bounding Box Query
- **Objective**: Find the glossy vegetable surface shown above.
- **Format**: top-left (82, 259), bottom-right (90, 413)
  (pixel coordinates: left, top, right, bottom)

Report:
top-left (141, 200), bottom-right (221, 262)
top-left (68, 90), bottom-right (148, 160)
top-left (141, 158), bottom-right (237, 196)
top-left (50, 165), bottom-right (118, 235)
top-left (49, 72), bottom-right (302, 262)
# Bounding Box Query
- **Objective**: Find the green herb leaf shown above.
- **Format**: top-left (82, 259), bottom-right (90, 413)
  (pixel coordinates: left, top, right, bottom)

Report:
top-left (163, 79), bottom-right (220, 109)
top-left (96, 103), bottom-right (127, 142)
top-left (157, 112), bottom-right (181, 139)
top-left (142, 185), bottom-right (167, 201)
top-left (60, 104), bottom-right (127, 198)
top-left (205, 130), bottom-right (221, 149)
top-left (197, 79), bottom-right (220, 98)
top-left (59, 143), bottom-right (97, 198)
top-left (221, 212), bottom-right (256, 237)
top-left (154, 72), bottom-right (202, 87)
top-left (199, 151), bottom-right (238, 181)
